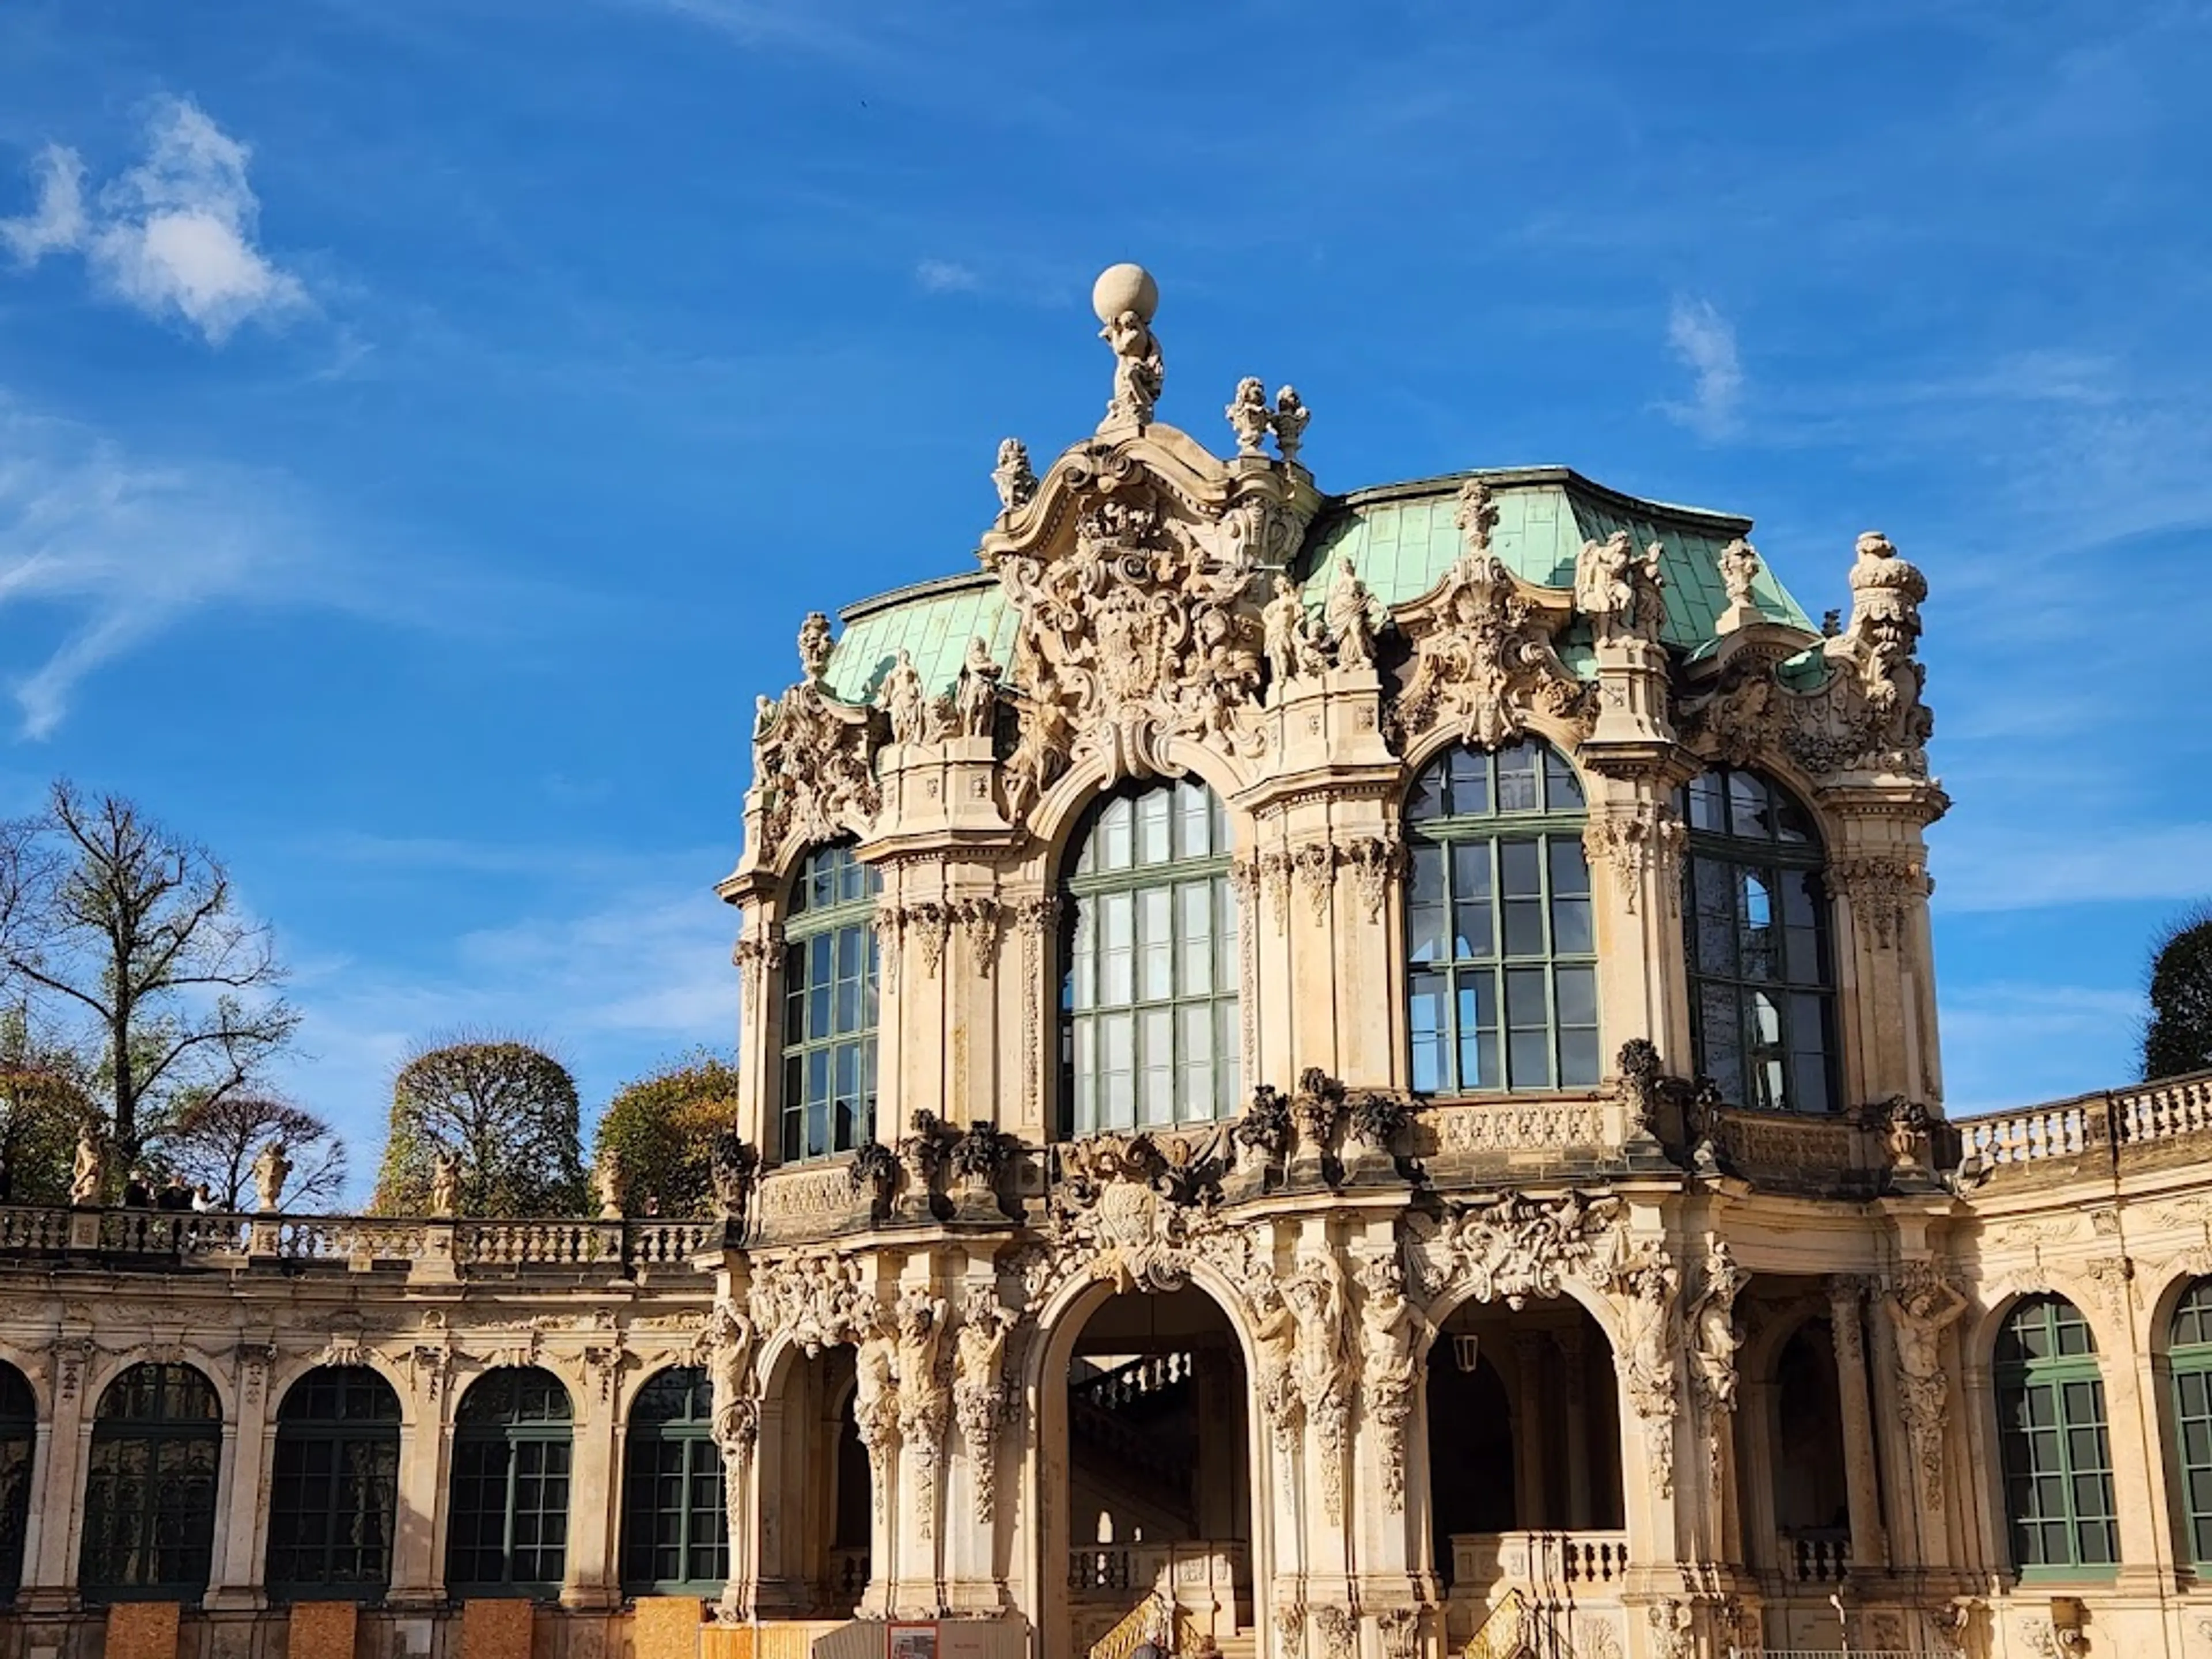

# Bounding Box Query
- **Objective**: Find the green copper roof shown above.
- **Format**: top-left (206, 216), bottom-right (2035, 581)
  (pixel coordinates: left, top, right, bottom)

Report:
top-left (827, 573), bottom-right (1014, 703)
top-left (1298, 468), bottom-right (1815, 650)
top-left (820, 467), bottom-right (1816, 698)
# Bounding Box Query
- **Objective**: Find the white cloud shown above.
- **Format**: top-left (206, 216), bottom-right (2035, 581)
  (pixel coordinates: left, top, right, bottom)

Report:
top-left (0, 145), bottom-right (86, 263)
top-left (915, 257), bottom-right (979, 294)
top-left (0, 96), bottom-right (307, 344)
top-left (1664, 296), bottom-right (1744, 438)
top-left (1930, 821), bottom-right (2212, 913)
top-left (0, 395), bottom-right (322, 736)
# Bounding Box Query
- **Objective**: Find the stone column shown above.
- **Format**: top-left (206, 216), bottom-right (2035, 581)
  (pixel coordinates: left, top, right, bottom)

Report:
top-left (1514, 1333), bottom-right (1548, 1529)
top-left (559, 1357), bottom-right (622, 1611)
top-left (1558, 1328), bottom-right (1592, 1531)
top-left (386, 1349), bottom-right (450, 1612)
top-left (20, 1337), bottom-right (94, 1611)
top-left (1737, 1376), bottom-right (1779, 1574)
top-left (205, 1343), bottom-right (275, 1610)
top-left (1825, 1278), bottom-right (1888, 1571)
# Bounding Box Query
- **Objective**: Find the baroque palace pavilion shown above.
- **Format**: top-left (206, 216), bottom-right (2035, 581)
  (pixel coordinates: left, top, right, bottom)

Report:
top-left (1, 264), bottom-right (2210, 1659)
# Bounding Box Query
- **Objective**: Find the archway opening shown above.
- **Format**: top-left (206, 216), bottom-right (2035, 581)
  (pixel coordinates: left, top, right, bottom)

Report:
top-left (1427, 1298), bottom-right (1623, 1622)
top-left (755, 1344), bottom-right (867, 1619)
top-left (1062, 1284), bottom-right (1253, 1654)
top-left (1770, 1320), bottom-right (1850, 1581)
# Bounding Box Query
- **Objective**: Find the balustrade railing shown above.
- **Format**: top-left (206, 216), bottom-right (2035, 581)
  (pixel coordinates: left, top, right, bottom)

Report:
top-left (0, 1204), bottom-right (715, 1272)
top-left (1066, 1541), bottom-right (1246, 1601)
top-left (1449, 1531), bottom-right (1629, 1594)
top-left (1948, 1066), bottom-right (2212, 1170)
top-left (1778, 1529), bottom-right (1850, 1583)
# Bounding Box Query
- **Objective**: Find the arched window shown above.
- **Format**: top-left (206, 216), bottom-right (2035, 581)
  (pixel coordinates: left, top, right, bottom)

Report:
top-left (782, 842), bottom-right (881, 1162)
top-left (1406, 739), bottom-right (1597, 1093)
top-left (0, 1365), bottom-right (32, 1601)
top-left (1996, 1296), bottom-right (2118, 1576)
top-left (447, 1368), bottom-right (573, 1597)
top-left (80, 1362), bottom-right (221, 1601)
top-left (620, 1367), bottom-right (728, 1596)
top-left (1679, 764), bottom-right (1837, 1113)
top-left (266, 1366), bottom-right (402, 1600)
top-left (2169, 1278), bottom-right (2212, 1568)
top-left (1062, 781), bottom-right (1239, 1135)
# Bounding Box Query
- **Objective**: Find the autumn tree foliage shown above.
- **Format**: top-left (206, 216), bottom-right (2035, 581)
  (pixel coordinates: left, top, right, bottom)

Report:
top-left (372, 1036), bottom-right (586, 1217)
top-left (590, 1050), bottom-right (740, 1216)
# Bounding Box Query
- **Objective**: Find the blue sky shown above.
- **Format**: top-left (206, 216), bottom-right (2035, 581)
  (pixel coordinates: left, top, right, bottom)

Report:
top-left (2, 0), bottom-right (2207, 1198)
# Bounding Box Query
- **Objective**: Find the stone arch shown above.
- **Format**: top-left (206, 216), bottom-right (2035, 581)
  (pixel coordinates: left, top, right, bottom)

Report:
top-left (1025, 742), bottom-right (1257, 873)
top-left (751, 1328), bottom-right (867, 1618)
top-left (81, 1348), bottom-right (235, 1427)
top-left (1397, 713), bottom-right (1594, 793)
top-left (0, 1345), bottom-right (49, 1422)
top-left (2145, 1259), bottom-right (2212, 1349)
top-left (267, 1347), bottom-right (417, 1430)
top-left (1969, 1277), bottom-right (2124, 1374)
top-left (1021, 1252), bottom-right (1272, 1659)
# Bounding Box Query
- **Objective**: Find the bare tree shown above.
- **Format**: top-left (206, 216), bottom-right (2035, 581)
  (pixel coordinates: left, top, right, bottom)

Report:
top-left (154, 1092), bottom-right (349, 1212)
top-left (371, 1034), bottom-right (587, 1218)
top-left (0, 783), bottom-right (299, 1162)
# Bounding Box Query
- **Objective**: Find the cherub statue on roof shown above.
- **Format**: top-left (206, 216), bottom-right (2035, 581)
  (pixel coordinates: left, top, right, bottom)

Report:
top-left (1226, 377), bottom-right (1271, 456)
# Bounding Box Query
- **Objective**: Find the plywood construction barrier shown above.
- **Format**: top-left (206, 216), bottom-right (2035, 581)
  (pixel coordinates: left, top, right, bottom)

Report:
top-left (288, 1601), bottom-right (360, 1659)
top-left (105, 1603), bottom-right (181, 1659)
top-left (459, 1600), bottom-right (536, 1659)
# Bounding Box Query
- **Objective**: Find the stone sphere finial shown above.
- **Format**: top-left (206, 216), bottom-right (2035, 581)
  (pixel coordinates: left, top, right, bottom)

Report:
top-left (1091, 262), bottom-right (1158, 324)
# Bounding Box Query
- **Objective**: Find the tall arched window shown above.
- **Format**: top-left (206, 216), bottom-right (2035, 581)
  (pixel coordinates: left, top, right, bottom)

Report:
top-left (2169, 1278), bottom-right (2212, 1569)
top-left (0, 1365), bottom-right (32, 1601)
top-left (80, 1363), bottom-right (221, 1601)
top-left (266, 1366), bottom-right (402, 1600)
top-left (1406, 739), bottom-right (1598, 1093)
top-left (782, 842), bottom-right (881, 1162)
top-left (1996, 1296), bottom-right (2118, 1576)
top-left (1679, 764), bottom-right (1837, 1113)
top-left (447, 1368), bottom-right (573, 1597)
top-left (621, 1367), bottom-right (728, 1596)
top-left (1063, 781), bottom-right (1238, 1135)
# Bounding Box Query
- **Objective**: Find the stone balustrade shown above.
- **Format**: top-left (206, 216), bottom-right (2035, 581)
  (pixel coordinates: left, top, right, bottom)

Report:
top-left (0, 1203), bottom-right (718, 1274)
top-left (1448, 1530), bottom-right (1630, 1594)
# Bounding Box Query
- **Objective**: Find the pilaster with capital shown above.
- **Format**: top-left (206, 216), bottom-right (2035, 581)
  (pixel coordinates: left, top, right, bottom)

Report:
top-left (204, 1337), bottom-right (279, 1609)
top-left (1826, 1274), bottom-right (1890, 1571)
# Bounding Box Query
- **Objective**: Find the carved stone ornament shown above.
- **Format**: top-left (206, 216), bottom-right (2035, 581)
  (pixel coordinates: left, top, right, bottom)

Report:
top-left (991, 437), bottom-right (1037, 512)
top-left (1357, 1252), bottom-right (1430, 1513)
top-left (1375, 1608), bottom-right (1421, 1659)
top-left (952, 1290), bottom-right (1014, 1521)
top-left (1271, 387), bottom-right (1310, 465)
top-left (752, 1249), bottom-right (882, 1357)
top-left (978, 407), bottom-right (1317, 821)
top-left (1400, 1188), bottom-right (1624, 1310)
top-left (1832, 853), bottom-right (1930, 952)
top-left (708, 1129), bottom-right (762, 1224)
top-left (1685, 529), bottom-right (1937, 783)
top-left (1573, 531), bottom-right (1666, 646)
top-left (1582, 807), bottom-right (1684, 918)
top-left (1095, 263), bottom-right (1164, 429)
top-left (751, 636), bottom-right (882, 859)
top-left (1389, 480), bottom-right (1590, 749)
top-left (1227, 376), bottom-right (1272, 456)
top-left (1611, 1244), bottom-right (1683, 1498)
top-left (893, 1286), bottom-right (951, 1536)
top-left (1019, 1129), bottom-right (1241, 1301)
top-left (953, 896), bottom-right (1001, 976)
top-left (1341, 833), bottom-right (1403, 922)
top-left (1886, 1259), bottom-right (1968, 1512)
top-left (1310, 1605), bottom-right (1355, 1659)
top-left (1687, 1238), bottom-right (1746, 1494)
top-left (1284, 1243), bottom-right (1355, 1522)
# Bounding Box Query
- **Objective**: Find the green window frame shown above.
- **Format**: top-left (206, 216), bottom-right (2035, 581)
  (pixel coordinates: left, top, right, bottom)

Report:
top-left (266, 1366), bottom-right (402, 1601)
top-left (79, 1362), bottom-right (221, 1602)
top-left (1679, 764), bottom-right (1838, 1114)
top-left (446, 1368), bottom-right (573, 1598)
top-left (2169, 1278), bottom-right (2212, 1568)
top-left (1062, 781), bottom-right (1240, 1135)
top-left (1995, 1296), bottom-right (2119, 1578)
top-left (620, 1367), bottom-right (728, 1596)
top-left (1405, 739), bottom-right (1599, 1094)
top-left (781, 842), bottom-right (881, 1163)
top-left (0, 1365), bottom-right (32, 1602)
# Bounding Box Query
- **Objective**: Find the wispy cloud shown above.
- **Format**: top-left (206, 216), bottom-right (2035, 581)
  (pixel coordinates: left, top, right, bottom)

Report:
top-left (1931, 821), bottom-right (2212, 914)
top-left (271, 862), bottom-right (737, 1195)
top-left (1663, 296), bottom-right (1744, 438)
top-left (0, 95), bottom-right (308, 344)
top-left (915, 257), bottom-right (979, 294)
